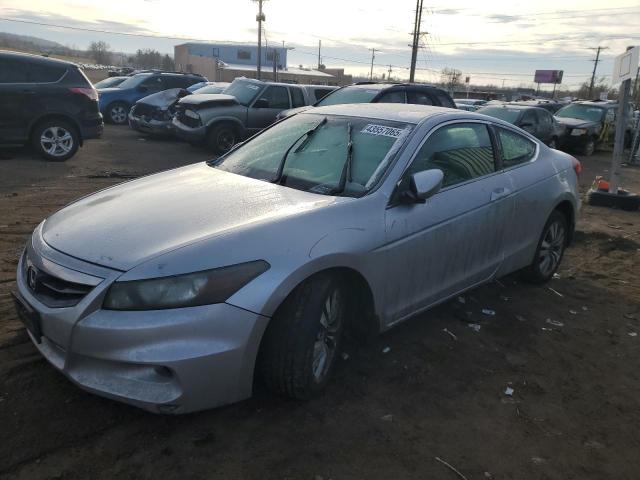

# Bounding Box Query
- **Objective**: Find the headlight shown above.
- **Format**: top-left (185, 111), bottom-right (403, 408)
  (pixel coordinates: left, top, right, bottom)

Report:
top-left (571, 128), bottom-right (587, 136)
top-left (103, 260), bottom-right (269, 310)
top-left (184, 109), bottom-right (200, 119)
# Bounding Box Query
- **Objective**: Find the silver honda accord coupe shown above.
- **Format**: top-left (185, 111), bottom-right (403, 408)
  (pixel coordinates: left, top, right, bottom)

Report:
top-left (13, 103), bottom-right (581, 413)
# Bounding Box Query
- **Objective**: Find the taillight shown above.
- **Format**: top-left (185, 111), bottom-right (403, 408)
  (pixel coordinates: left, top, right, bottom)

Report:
top-left (571, 157), bottom-right (582, 177)
top-left (69, 87), bottom-right (98, 101)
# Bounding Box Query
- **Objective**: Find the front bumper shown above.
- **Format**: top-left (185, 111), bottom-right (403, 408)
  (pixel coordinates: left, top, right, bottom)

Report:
top-left (128, 113), bottom-right (174, 136)
top-left (557, 132), bottom-right (592, 150)
top-left (171, 117), bottom-right (207, 143)
top-left (15, 227), bottom-right (269, 414)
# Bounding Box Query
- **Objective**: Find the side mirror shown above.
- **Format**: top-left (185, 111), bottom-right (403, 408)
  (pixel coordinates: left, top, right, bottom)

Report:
top-left (254, 98), bottom-right (269, 108)
top-left (403, 169), bottom-right (443, 203)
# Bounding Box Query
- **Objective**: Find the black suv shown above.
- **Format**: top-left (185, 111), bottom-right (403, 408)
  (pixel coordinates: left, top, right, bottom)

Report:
top-left (0, 51), bottom-right (103, 161)
top-left (277, 82), bottom-right (456, 120)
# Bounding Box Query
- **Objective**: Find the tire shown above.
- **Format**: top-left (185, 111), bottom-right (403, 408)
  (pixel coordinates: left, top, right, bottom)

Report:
top-left (206, 124), bottom-right (237, 154)
top-left (259, 274), bottom-right (348, 400)
top-left (106, 102), bottom-right (129, 125)
top-left (580, 137), bottom-right (595, 156)
top-left (587, 189), bottom-right (640, 211)
top-left (31, 120), bottom-right (79, 161)
top-left (521, 211), bottom-right (568, 284)
top-left (548, 137), bottom-right (557, 149)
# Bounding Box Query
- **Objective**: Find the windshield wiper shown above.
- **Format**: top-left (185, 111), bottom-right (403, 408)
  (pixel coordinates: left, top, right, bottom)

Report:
top-left (272, 117), bottom-right (327, 184)
top-left (333, 122), bottom-right (354, 195)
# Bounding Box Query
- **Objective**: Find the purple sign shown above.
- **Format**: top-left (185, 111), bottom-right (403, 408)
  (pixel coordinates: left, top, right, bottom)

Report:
top-left (534, 70), bottom-right (564, 84)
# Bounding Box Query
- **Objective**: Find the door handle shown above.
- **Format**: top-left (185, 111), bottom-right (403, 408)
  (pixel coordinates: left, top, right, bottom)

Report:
top-left (490, 187), bottom-right (511, 202)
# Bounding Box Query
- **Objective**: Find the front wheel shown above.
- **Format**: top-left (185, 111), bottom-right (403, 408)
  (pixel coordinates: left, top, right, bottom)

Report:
top-left (206, 124), bottom-right (237, 154)
top-left (521, 211), bottom-right (567, 284)
top-left (31, 120), bottom-right (79, 161)
top-left (259, 274), bottom-right (347, 399)
top-left (107, 102), bottom-right (129, 125)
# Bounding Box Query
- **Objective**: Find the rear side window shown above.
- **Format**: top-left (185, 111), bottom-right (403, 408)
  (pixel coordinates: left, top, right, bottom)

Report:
top-left (0, 59), bottom-right (28, 83)
top-left (141, 76), bottom-right (167, 92)
top-left (407, 90), bottom-right (434, 105)
top-left (433, 92), bottom-right (455, 108)
top-left (290, 87), bottom-right (305, 108)
top-left (497, 128), bottom-right (536, 168)
top-left (377, 90), bottom-right (406, 103)
top-left (29, 63), bottom-right (66, 83)
top-left (408, 123), bottom-right (496, 187)
top-left (258, 86), bottom-right (290, 109)
top-left (313, 88), bottom-right (332, 101)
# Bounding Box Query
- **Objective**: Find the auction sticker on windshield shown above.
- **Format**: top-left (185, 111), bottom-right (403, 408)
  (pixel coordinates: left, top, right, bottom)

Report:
top-left (246, 84), bottom-right (260, 90)
top-left (362, 124), bottom-right (403, 138)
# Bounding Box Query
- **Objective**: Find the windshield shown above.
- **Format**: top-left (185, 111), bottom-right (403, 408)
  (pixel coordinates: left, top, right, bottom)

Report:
top-left (478, 107), bottom-right (521, 124)
top-left (193, 85), bottom-right (226, 94)
top-left (212, 114), bottom-right (412, 196)
top-left (222, 79), bottom-right (263, 106)
top-left (116, 73), bottom-right (152, 90)
top-left (316, 86), bottom-right (380, 107)
top-left (556, 104), bottom-right (605, 122)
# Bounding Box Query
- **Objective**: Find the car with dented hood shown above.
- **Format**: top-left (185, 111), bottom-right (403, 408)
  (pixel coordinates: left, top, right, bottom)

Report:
top-left (13, 103), bottom-right (581, 414)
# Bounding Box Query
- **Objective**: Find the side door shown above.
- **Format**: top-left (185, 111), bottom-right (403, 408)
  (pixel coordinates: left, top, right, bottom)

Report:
top-left (536, 109), bottom-right (554, 144)
top-left (247, 85), bottom-right (291, 130)
top-left (495, 126), bottom-right (548, 273)
top-left (382, 121), bottom-right (514, 324)
top-left (0, 57), bottom-right (32, 142)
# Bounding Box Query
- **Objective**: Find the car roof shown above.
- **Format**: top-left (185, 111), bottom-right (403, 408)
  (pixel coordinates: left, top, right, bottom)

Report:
top-left (345, 82), bottom-right (442, 92)
top-left (0, 50), bottom-right (76, 67)
top-left (306, 103), bottom-right (457, 124)
top-left (501, 104), bottom-right (550, 112)
top-left (572, 101), bottom-right (613, 108)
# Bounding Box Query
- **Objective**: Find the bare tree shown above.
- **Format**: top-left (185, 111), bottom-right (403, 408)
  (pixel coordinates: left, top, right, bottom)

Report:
top-left (441, 67), bottom-right (462, 93)
top-left (87, 41), bottom-right (112, 65)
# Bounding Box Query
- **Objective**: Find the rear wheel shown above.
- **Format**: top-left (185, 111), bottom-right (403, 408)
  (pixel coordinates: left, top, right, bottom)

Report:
top-left (31, 120), bottom-right (79, 161)
top-left (259, 274), bottom-right (347, 399)
top-left (521, 211), bottom-right (567, 284)
top-left (206, 124), bottom-right (237, 154)
top-left (107, 102), bottom-right (129, 125)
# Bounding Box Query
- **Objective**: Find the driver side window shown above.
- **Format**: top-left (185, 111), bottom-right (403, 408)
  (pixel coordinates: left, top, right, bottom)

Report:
top-left (407, 123), bottom-right (496, 188)
top-left (259, 86), bottom-right (290, 109)
top-left (141, 76), bottom-right (166, 92)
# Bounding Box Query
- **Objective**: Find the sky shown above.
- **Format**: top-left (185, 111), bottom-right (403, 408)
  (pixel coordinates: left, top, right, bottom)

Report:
top-left (0, 0), bottom-right (639, 91)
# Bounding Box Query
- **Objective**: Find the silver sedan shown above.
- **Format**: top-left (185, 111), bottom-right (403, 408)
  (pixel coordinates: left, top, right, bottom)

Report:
top-left (13, 104), bottom-right (581, 413)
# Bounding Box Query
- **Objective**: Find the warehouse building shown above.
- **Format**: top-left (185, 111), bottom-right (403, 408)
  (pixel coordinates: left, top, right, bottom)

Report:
top-left (174, 43), bottom-right (352, 85)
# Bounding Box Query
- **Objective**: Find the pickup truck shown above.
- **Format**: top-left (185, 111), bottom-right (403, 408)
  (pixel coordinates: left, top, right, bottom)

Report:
top-left (171, 77), bottom-right (321, 153)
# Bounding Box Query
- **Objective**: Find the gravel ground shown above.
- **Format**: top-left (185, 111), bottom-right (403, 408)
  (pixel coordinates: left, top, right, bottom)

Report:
top-left (1, 126), bottom-right (639, 480)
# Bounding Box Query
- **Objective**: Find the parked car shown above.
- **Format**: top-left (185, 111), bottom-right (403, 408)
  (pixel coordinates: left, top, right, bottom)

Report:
top-left (172, 77), bottom-right (315, 152)
top-left (276, 82), bottom-right (456, 121)
top-left (455, 103), bottom-right (477, 112)
top-left (478, 104), bottom-right (560, 147)
top-left (0, 50), bottom-right (103, 161)
top-left (14, 103), bottom-right (580, 413)
top-left (455, 98), bottom-right (487, 110)
top-left (93, 76), bottom-right (127, 89)
top-left (187, 81), bottom-right (230, 93)
top-left (554, 101), bottom-right (633, 156)
top-left (128, 88), bottom-right (191, 135)
top-left (98, 71), bottom-right (206, 125)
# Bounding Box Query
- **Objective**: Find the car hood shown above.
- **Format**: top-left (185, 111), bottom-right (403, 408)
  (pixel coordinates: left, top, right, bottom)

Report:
top-left (136, 88), bottom-right (189, 108)
top-left (42, 163), bottom-right (338, 271)
top-left (178, 93), bottom-right (238, 109)
top-left (554, 116), bottom-right (598, 128)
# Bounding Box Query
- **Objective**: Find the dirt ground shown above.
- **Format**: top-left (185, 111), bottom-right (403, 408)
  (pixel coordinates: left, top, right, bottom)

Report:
top-left (1, 126), bottom-right (639, 480)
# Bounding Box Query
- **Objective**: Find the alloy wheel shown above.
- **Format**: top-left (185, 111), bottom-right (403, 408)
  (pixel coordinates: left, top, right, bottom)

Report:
top-left (217, 129), bottom-right (236, 152)
top-left (110, 105), bottom-right (127, 124)
top-left (40, 126), bottom-right (73, 158)
top-left (312, 287), bottom-right (343, 383)
top-left (538, 220), bottom-right (565, 277)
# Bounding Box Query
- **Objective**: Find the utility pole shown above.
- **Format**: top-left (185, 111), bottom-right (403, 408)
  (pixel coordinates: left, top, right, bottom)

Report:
top-left (409, 0), bottom-right (424, 82)
top-left (369, 48), bottom-right (378, 80)
top-left (272, 48), bottom-right (278, 82)
top-left (588, 46), bottom-right (608, 99)
top-left (388, 64), bottom-right (393, 81)
top-left (254, 0), bottom-right (266, 80)
top-left (317, 39), bottom-right (322, 69)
